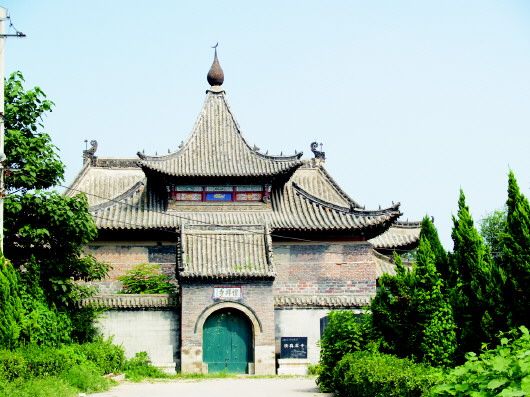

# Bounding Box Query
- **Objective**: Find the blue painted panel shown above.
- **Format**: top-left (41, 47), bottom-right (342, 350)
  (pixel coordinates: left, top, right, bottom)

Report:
top-left (206, 193), bottom-right (232, 201)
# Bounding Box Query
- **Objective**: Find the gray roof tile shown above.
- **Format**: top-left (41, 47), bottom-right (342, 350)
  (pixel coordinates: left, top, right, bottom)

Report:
top-left (178, 225), bottom-right (275, 280)
top-left (369, 221), bottom-right (422, 250)
top-left (138, 92), bottom-right (302, 177)
top-left (82, 162), bottom-right (400, 236)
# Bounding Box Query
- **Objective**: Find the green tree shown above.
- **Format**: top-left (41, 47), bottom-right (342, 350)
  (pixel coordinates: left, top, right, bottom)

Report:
top-left (502, 171), bottom-right (530, 328)
top-left (450, 190), bottom-right (504, 358)
top-left (420, 216), bottom-right (449, 281)
top-left (413, 237), bottom-right (456, 366)
top-left (372, 237), bottom-right (456, 366)
top-left (4, 71), bottom-right (64, 192)
top-left (118, 264), bottom-right (176, 294)
top-left (371, 252), bottom-right (418, 358)
top-left (2, 71), bottom-right (107, 342)
top-left (4, 192), bottom-right (106, 306)
top-left (480, 208), bottom-right (507, 263)
top-left (0, 256), bottom-right (23, 349)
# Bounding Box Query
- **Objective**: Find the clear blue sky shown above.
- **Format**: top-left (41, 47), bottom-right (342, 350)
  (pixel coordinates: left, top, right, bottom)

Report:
top-left (2, 1), bottom-right (530, 249)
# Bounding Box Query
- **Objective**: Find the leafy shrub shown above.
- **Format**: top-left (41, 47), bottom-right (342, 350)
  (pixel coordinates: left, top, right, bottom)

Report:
top-left (317, 310), bottom-right (375, 392)
top-left (333, 351), bottom-right (442, 397)
top-left (118, 264), bottom-right (176, 294)
top-left (0, 340), bottom-right (126, 395)
top-left (0, 350), bottom-right (26, 381)
top-left (18, 298), bottom-right (72, 347)
top-left (0, 338), bottom-right (126, 383)
top-left (76, 337), bottom-right (125, 374)
top-left (61, 363), bottom-right (112, 393)
top-left (431, 326), bottom-right (530, 396)
top-left (21, 345), bottom-right (77, 378)
top-left (124, 351), bottom-right (170, 381)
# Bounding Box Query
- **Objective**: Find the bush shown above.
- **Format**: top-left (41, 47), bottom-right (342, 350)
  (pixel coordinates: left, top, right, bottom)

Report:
top-left (118, 264), bottom-right (176, 294)
top-left (0, 350), bottom-right (26, 381)
top-left (21, 345), bottom-right (78, 378)
top-left (76, 337), bottom-right (125, 375)
top-left (123, 351), bottom-right (170, 381)
top-left (317, 310), bottom-right (375, 392)
top-left (431, 326), bottom-right (530, 396)
top-left (307, 363), bottom-right (320, 375)
top-left (61, 363), bottom-right (112, 393)
top-left (333, 351), bottom-right (442, 397)
top-left (0, 340), bottom-right (126, 396)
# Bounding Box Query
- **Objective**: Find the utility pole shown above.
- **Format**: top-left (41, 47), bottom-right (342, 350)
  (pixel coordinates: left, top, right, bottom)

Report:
top-left (0, 7), bottom-right (25, 253)
top-left (0, 7), bottom-right (6, 254)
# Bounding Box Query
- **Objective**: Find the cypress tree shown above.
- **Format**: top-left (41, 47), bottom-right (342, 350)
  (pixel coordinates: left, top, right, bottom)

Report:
top-left (420, 215), bottom-right (449, 283)
top-left (450, 190), bottom-right (503, 358)
top-left (0, 256), bottom-right (23, 349)
top-left (413, 237), bottom-right (456, 366)
top-left (503, 171), bottom-right (530, 328)
top-left (371, 252), bottom-right (417, 358)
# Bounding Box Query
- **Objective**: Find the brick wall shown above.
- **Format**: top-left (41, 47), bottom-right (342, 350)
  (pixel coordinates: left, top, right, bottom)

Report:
top-left (85, 244), bottom-right (177, 292)
top-left (273, 242), bottom-right (376, 296)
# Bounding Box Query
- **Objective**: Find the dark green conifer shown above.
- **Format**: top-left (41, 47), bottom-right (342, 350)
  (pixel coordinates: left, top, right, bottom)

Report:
top-left (420, 215), bottom-right (449, 282)
top-left (503, 171), bottom-right (530, 328)
top-left (371, 252), bottom-right (417, 358)
top-left (0, 256), bottom-right (23, 349)
top-left (413, 237), bottom-right (456, 366)
top-left (451, 190), bottom-right (503, 358)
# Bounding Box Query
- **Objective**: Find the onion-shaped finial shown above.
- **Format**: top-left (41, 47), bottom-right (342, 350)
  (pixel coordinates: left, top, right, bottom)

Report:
top-left (207, 43), bottom-right (224, 86)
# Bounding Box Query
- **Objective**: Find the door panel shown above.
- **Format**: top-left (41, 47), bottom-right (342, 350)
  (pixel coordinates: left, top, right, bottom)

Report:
top-left (203, 309), bottom-right (252, 373)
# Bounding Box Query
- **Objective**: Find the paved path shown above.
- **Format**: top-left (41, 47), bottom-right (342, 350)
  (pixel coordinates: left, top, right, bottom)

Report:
top-left (91, 376), bottom-right (333, 397)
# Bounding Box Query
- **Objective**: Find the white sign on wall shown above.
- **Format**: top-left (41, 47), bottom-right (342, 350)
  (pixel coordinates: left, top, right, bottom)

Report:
top-left (213, 286), bottom-right (242, 299)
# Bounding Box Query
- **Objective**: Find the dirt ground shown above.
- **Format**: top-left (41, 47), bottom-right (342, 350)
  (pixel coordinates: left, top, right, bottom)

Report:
top-left (91, 376), bottom-right (334, 397)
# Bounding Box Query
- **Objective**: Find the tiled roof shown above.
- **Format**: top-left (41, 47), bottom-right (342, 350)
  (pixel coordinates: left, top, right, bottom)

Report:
top-left (178, 225), bottom-right (275, 280)
top-left (82, 161), bottom-right (401, 238)
top-left (369, 220), bottom-right (422, 251)
top-left (138, 91), bottom-right (302, 177)
top-left (373, 250), bottom-right (398, 277)
top-left (274, 294), bottom-right (372, 308)
top-left (79, 294), bottom-right (178, 308)
top-left (65, 157), bottom-right (143, 207)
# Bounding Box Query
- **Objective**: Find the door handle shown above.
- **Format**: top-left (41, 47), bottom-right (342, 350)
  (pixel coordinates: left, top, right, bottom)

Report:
top-left (225, 358), bottom-right (229, 367)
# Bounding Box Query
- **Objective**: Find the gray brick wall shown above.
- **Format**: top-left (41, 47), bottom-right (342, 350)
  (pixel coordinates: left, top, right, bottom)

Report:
top-left (273, 242), bottom-right (376, 295)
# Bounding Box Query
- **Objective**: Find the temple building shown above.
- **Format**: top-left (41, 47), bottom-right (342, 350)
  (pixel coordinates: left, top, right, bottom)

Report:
top-left (67, 50), bottom-right (421, 375)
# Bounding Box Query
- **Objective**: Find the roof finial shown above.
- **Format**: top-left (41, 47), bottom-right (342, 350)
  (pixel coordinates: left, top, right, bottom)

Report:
top-left (310, 141), bottom-right (326, 160)
top-left (207, 43), bottom-right (224, 87)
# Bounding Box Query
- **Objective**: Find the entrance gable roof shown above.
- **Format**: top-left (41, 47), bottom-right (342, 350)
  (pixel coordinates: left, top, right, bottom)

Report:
top-left (178, 225), bottom-right (275, 280)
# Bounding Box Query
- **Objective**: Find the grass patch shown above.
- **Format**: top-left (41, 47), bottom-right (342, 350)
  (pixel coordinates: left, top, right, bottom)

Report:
top-left (176, 371), bottom-right (237, 379)
top-left (0, 377), bottom-right (79, 397)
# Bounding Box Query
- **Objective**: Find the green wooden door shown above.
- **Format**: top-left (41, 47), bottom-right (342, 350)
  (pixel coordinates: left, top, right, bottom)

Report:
top-left (203, 309), bottom-right (252, 373)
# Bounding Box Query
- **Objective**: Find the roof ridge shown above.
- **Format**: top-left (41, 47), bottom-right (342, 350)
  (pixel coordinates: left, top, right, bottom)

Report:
top-left (64, 159), bottom-right (91, 198)
top-left (316, 164), bottom-right (363, 208)
top-left (392, 220), bottom-right (422, 228)
top-left (292, 181), bottom-right (400, 216)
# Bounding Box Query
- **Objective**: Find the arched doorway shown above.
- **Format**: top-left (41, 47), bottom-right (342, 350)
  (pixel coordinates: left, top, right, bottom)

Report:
top-left (203, 308), bottom-right (253, 373)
